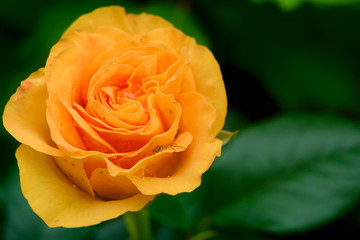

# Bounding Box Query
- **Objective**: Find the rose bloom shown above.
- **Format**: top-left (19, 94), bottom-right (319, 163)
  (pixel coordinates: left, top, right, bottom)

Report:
top-left (3, 6), bottom-right (227, 227)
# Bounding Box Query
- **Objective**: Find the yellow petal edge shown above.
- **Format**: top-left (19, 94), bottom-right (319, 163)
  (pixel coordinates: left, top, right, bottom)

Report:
top-left (3, 69), bottom-right (63, 157)
top-left (16, 144), bottom-right (154, 228)
top-left (62, 6), bottom-right (173, 37)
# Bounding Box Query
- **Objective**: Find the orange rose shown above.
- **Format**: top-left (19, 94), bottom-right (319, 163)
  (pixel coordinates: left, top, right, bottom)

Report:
top-left (3, 6), bottom-right (227, 227)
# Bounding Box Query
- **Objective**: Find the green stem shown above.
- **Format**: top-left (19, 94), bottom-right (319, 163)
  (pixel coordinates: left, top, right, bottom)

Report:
top-left (123, 209), bottom-right (153, 240)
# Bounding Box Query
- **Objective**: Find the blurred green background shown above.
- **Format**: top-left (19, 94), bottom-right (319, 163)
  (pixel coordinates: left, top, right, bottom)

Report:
top-left (2, 0), bottom-right (360, 239)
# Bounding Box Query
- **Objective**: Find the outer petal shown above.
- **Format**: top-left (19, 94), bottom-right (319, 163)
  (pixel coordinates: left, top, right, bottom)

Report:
top-left (126, 12), bottom-right (173, 34)
top-left (16, 144), bottom-right (154, 228)
top-left (2, 69), bottom-right (62, 156)
top-left (190, 45), bottom-right (227, 135)
top-left (62, 6), bottom-right (173, 37)
top-left (62, 6), bottom-right (132, 36)
top-left (130, 140), bottom-right (221, 195)
top-left (140, 28), bottom-right (196, 53)
top-left (90, 171), bottom-right (140, 199)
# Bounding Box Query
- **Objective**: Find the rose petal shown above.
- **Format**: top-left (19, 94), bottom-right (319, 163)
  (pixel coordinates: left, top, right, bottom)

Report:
top-left (46, 43), bottom-right (87, 151)
top-left (54, 155), bottom-right (95, 196)
top-left (62, 6), bottom-right (132, 37)
top-left (46, 32), bottom-right (119, 152)
top-left (129, 92), bottom-right (222, 195)
top-left (137, 131), bottom-right (193, 178)
top-left (113, 92), bottom-right (181, 167)
top-left (126, 12), bottom-right (173, 34)
top-left (62, 6), bottom-right (173, 37)
top-left (93, 95), bottom-right (164, 153)
top-left (160, 63), bottom-right (196, 97)
top-left (96, 92), bottom-right (181, 174)
top-left (58, 64), bottom-right (117, 153)
top-left (130, 140), bottom-right (221, 195)
top-left (190, 45), bottom-right (227, 135)
top-left (2, 69), bottom-right (63, 156)
top-left (140, 28), bottom-right (196, 53)
top-left (100, 131), bottom-right (192, 179)
top-left (90, 171), bottom-right (140, 199)
top-left (16, 144), bottom-right (154, 228)
top-left (74, 103), bottom-right (143, 132)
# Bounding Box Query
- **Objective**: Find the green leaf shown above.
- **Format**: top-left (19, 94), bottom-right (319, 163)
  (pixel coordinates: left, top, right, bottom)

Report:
top-left (154, 225), bottom-right (186, 240)
top-left (150, 188), bottom-right (206, 232)
top-left (91, 218), bottom-right (127, 240)
top-left (208, 114), bottom-right (360, 233)
top-left (217, 108), bottom-right (247, 145)
top-left (251, 0), bottom-right (360, 11)
top-left (217, 130), bottom-right (239, 146)
top-left (223, 108), bottom-right (249, 132)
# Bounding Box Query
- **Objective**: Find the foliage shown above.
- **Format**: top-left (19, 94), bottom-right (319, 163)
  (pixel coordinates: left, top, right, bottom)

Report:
top-left (251, 0), bottom-right (360, 11)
